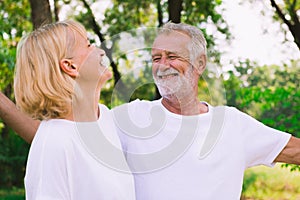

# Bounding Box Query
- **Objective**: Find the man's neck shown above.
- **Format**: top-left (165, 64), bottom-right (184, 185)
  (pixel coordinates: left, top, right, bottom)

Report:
top-left (161, 96), bottom-right (208, 116)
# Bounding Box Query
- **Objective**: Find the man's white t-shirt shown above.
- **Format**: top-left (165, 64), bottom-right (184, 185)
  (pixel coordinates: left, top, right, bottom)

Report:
top-left (113, 99), bottom-right (291, 200)
top-left (25, 104), bottom-right (135, 200)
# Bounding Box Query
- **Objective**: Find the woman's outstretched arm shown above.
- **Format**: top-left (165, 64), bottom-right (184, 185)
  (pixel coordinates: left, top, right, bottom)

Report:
top-left (0, 92), bottom-right (39, 143)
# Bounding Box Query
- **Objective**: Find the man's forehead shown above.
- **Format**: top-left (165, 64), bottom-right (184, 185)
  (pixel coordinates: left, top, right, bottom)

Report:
top-left (151, 41), bottom-right (189, 56)
top-left (152, 32), bottom-right (190, 52)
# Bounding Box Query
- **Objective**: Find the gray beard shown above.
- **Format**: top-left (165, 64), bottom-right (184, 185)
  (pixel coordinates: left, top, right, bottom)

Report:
top-left (154, 67), bottom-right (194, 99)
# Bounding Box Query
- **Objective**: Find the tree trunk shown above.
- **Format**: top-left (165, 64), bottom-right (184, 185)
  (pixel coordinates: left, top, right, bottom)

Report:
top-left (168, 0), bottom-right (183, 23)
top-left (29, 0), bottom-right (52, 29)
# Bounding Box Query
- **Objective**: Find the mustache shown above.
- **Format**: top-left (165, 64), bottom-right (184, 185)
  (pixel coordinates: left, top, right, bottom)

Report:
top-left (156, 68), bottom-right (179, 77)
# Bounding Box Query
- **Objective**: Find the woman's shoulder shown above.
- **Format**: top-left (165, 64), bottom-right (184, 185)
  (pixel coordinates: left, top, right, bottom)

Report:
top-left (31, 119), bottom-right (78, 151)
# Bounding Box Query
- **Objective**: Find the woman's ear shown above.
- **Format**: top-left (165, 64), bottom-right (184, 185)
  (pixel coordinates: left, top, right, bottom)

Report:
top-left (59, 59), bottom-right (78, 78)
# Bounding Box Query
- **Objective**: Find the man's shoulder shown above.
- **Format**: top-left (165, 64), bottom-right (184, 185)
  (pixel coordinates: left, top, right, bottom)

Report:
top-left (111, 99), bottom-right (162, 129)
top-left (210, 104), bottom-right (241, 115)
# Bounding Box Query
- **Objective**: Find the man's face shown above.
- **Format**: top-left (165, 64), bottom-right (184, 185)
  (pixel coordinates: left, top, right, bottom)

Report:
top-left (151, 31), bottom-right (198, 97)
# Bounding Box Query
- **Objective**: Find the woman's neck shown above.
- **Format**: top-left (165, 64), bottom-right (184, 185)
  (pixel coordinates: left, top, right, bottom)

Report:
top-left (66, 90), bottom-right (100, 122)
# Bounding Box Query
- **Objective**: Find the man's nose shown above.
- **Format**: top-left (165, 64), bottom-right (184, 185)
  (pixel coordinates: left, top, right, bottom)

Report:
top-left (157, 56), bottom-right (171, 71)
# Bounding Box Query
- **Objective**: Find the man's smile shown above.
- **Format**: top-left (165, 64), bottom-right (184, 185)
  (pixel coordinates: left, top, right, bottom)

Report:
top-left (158, 73), bottom-right (179, 79)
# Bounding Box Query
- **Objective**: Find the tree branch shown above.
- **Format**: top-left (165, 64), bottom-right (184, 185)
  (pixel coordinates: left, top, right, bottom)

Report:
top-left (270, 0), bottom-right (292, 27)
top-left (270, 0), bottom-right (293, 28)
top-left (80, 0), bottom-right (123, 84)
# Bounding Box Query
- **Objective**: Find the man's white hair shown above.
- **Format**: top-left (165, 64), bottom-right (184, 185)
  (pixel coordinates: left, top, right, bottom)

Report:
top-left (158, 22), bottom-right (207, 64)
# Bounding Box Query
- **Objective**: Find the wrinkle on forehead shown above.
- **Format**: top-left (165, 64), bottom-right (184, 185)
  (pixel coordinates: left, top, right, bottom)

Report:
top-left (153, 31), bottom-right (190, 49)
top-left (152, 32), bottom-right (192, 61)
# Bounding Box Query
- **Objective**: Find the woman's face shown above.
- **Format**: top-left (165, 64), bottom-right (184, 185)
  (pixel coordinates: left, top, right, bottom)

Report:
top-left (70, 30), bottom-right (112, 90)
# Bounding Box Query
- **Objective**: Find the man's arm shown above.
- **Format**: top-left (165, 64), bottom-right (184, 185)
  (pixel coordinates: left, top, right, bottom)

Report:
top-left (275, 136), bottom-right (300, 165)
top-left (0, 92), bottom-right (39, 143)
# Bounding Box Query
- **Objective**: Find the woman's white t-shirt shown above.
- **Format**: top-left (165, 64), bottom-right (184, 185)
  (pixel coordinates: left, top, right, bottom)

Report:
top-left (25, 104), bottom-right (135, 200)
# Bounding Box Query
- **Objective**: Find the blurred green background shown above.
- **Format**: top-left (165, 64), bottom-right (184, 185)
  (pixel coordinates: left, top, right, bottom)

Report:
top-left (0, 0), bottom-right (299, 199)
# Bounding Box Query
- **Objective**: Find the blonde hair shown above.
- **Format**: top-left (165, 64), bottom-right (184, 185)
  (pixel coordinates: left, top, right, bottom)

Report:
top-left (14, 20), bottom-right (87, 120)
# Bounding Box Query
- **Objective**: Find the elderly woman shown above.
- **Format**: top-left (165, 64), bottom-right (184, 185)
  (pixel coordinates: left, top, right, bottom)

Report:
top-left (14, 20), bottom-right (135, 200)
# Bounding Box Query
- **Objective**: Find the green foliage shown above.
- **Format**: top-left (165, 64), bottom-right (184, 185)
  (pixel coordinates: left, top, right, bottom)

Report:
top-left (224, 59), bottom-right (300, 171)
top-left (104, 0), bottom-right (158, 36)
top-left (0, 0), bottom-right (32, 38)
top-left (0, 187), bottom-right (24, 199)
top-left (0, 40), bottom-right (15, 97)
top-left (0, 0), bottom-right (32, 96)
top-left (0, 127), bottom-right (29, 188)
top-left (225, 60), bottom-right (300, 135)
top-left (0, 0), bottom-right (33, 191)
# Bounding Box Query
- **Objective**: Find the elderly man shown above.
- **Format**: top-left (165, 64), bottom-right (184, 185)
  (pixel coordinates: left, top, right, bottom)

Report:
top-left (112, 22), bottom-right (300, 199)
top-left (1, 22), bottom-right (300, 199)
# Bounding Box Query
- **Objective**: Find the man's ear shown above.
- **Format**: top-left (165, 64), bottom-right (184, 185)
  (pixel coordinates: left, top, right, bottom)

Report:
top-left (194, 54), bottom-right (206, 75)
top-left (59, 59), bottom-right (78, 78)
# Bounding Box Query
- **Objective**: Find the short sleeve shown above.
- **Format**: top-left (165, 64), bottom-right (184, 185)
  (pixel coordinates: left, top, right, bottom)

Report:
top-left (235, 109), bottom-right (291, 168)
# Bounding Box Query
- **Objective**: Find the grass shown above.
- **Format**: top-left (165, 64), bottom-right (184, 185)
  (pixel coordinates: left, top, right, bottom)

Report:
top-left (0, 187), bottom-right (24, 200)
top-left (241, 163), bottom-right (300, 200)
top-left (0, 164), bottom-right (299, 200)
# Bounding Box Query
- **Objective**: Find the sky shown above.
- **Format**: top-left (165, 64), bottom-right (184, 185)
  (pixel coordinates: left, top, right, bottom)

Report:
top-left (220, 0), bottom-right (300, 66)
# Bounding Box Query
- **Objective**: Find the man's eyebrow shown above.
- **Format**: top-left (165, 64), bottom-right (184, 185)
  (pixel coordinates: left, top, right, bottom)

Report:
top-left (152, 53), bottom-right (162, 58)
top-left (151, 50), bottom-right (179, 57)
top-left (167, 51), bottom-right (180, 55)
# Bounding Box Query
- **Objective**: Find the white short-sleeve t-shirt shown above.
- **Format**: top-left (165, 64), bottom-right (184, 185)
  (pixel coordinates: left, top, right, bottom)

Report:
top-left (114, 99), bottom-right (291, 200)
top-left (25, 104), bottom-right (135, 200)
